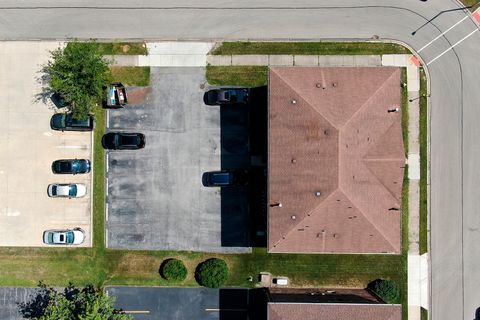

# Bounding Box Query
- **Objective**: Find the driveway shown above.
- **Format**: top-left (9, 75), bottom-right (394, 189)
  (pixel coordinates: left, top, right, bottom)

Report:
top-left (0, 42), bottom-right (92, 247)
top-left (106, 287), bottom-right (252, 320)
top-left (105, 67), bottom-right (250, 252)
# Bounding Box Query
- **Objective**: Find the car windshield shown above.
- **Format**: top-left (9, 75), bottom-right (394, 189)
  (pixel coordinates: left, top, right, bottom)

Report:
top-left (48, 233), bottom-right (54, 243)
top-left (65, 231), bottom-right (74, 244)
top-left (51, 186), bottom-right (57, 194)
top-left (68, 185), bottom-right (77, 196)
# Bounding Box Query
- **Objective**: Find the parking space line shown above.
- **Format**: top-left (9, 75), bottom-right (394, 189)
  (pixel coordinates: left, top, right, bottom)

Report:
top-left (105, 202), bottom-right (109, 222)
top-left (418, 15), bottom-right (469, 52)
top-left (123, 311), bottom-right (150, 314)
top-left (427, 29), bottom-right (479, 65)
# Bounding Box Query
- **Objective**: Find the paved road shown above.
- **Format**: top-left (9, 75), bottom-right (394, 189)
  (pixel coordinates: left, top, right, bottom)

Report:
top-left (1, 1), bottom-right (479, 319)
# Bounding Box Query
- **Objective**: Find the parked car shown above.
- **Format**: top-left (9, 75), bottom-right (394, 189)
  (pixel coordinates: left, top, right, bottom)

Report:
top-left (52, 159), bottom-right (91, 174)
top-left (103, 82), bottom-right (128, 108)
top-left (43, 228), bottom-right (85, 245)
top-left (203, 88), bottom-right (250, 106)
top-left (202, 169), bottom-right (248, 187)
top-left (102, 132), bottom-right (146, 150)
top-left (50, 113), bottom-right (94, 131)
top-left (47, 183), bottom-right (87, 198)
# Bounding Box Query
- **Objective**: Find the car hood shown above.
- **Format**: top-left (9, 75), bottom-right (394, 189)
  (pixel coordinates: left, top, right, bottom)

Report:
top-left (72, 230), bottom-right (85, 244)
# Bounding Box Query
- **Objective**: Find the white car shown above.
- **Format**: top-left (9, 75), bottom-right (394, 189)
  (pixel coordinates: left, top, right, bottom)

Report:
top-left (47, 183), bottom-right (86, 198)
top-left (43, 228), bottom-right (85, 245)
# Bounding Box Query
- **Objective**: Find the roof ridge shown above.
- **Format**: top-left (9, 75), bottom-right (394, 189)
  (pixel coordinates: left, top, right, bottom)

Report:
top-left (270, 188), bottom-right (341, 250)
top-left (340, 69), bottom-right (399, 130)
top-left (362, 160), bottom-right (402, 205)
top-left (272, 67), bottom-right (339, 130)
top-left (338, 185), bottom-right (397, 252)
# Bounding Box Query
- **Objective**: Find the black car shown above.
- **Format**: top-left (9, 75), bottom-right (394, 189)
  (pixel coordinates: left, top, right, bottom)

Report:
top-left (102, 132), bottom-right (146, 150)
top-left (202, 169), bottom-right (248, 187)
top-left (50, 113), bottom-right (94, 132)
top-left (203, 88), bottom-right (250, 106)
top-left (52, 159), bottom-right (91, 174)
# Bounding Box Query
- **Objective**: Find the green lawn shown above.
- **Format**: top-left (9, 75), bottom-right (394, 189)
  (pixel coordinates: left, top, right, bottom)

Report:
top-left (206, 66), bottom-right (268, 87)
top-left (211, 42), bottom-right (411, 55)
top-left (97, 42), bottom-right (148, 55)
top-left (110, 66), bottom-right (151, 87)
top-left (460, 0), bottom-right (480, 11)
top-left (401, 68), bottom-right (409, 156)
top-left (419, 68), bottom-right (429, 255)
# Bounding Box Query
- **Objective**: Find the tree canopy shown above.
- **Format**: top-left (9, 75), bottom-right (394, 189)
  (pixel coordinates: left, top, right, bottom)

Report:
top-left (44, 40), bottom-right (111, 120)
top-left (18, 283), bottom-right (131, 320)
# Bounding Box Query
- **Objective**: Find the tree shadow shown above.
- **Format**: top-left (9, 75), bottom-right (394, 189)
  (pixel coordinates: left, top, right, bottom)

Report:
top-left (17, 284), bottom-right (53, 319)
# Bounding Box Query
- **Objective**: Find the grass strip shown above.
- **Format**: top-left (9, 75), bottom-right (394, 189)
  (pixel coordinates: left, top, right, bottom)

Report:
top-left (206, 66), bottom-right (268, 87)
top-left (110, 67), bottom-right (151, 87)
top-left (211, 42), bottom-right (411, 55)
top-left (419, 67), bottom-right (428, 254)
top-left (401, 68), bottom-right (409, 156)
top-left (460, 0), bottom-right (480, 11)
top-left (98, 42), bottom-right (148, 55)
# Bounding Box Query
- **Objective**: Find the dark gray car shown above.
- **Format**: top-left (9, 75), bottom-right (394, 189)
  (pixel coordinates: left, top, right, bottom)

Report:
top-left (50, 113), bottom-right (94, 131)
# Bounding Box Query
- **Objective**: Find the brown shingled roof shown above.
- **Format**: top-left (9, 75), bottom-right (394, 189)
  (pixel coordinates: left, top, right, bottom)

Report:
top-left (268, 67), bottom-right (404, 254)
top-left (268, 303), bottom-right (402, 320)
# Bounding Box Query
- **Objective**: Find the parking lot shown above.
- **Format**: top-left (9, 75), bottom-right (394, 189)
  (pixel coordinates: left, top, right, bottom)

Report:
top-left (0, 42), bottom-right (92, 247)
top-left (107, 287), bottom-right (252, 320)
top-left (105, 67), bottom-right (250, 252)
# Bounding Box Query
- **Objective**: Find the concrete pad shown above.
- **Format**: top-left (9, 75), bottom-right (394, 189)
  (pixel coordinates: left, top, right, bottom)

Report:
top-left (0, 41), bottom-right (92, 247)
top-left (268, 55), bottom-right (293, 66)
top-left (319, 55), bottom-right (345, 66)
top-left (353, 55), bottom-right (382, 66)
top-left (294, 55), bottom-right (319, 66)
top-left (206, 55), bottom-right (232, 66)
top-left (146, 42), bottom-right (215, 55)
top-left (231, 55), bottom-right (268, 66)
top-left (408, 253), bottom-right (430, 309)
top-left (408, 154), bottom-right (421, 180)
top-left (106, 55), bottom-right (139, 66)
top-left (382, 54), bottom-right (409, 66)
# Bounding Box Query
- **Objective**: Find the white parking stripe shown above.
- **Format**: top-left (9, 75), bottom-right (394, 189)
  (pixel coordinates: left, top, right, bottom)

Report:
top-left (427, 29), bottom-right (479, 65)
top-left (418, 15), bottom-right (469, 52)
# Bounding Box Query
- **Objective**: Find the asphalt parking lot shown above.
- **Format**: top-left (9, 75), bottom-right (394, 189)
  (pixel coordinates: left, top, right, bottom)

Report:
top-left (107, 287), bottom-right (251, 320)
top-left (0, 42), bottom-right (92, 247)
top-left (105, 67), bottom-right (249, 252)
top-left (0, 287), bottom-right (37, 320)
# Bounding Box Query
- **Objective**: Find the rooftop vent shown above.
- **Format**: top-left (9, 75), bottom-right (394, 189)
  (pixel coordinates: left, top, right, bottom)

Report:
top-left (291, 99), bottom-right (297, 105)
top-left (315, 191), bottom-right (321, 197)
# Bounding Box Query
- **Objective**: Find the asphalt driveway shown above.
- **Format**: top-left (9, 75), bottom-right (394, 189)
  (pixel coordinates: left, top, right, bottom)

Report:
top-left (106, 287), bottom-right (251, 320)
top-left (105, 67), bottom-right (249, 252)
top-left (0, 287), bottom-right (37, 320)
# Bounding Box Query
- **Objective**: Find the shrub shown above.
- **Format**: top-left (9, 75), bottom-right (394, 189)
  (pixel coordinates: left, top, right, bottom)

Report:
top-left (368, 279), bottom-right (400, 304)
top-left (160, 259), bottom-right (187, 281)
top-left (195, 258), bottom-right (229, 288)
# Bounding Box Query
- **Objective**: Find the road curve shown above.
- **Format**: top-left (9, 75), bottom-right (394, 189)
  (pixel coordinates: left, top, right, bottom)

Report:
top-left (0, 1), bottom-right (479, 319)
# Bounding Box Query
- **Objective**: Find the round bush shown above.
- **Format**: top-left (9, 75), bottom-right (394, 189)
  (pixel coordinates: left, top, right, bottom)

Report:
top-left (160, 259), bottom-right (187, 281)
top-left (368, 279), bottom-right (400, 303)
top-left (195, 258), bottom-right (229, 288)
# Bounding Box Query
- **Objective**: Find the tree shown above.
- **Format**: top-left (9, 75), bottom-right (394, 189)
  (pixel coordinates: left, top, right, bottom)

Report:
top-left (368, 279), bottom-right (400, 304)
top-left (195, 258), bottom-right (229, 288)
top-left (160, 259), bottom-right (188, 281)
top-left (18, 282), bottom-right (131, 320)
top-left (43, 40), bottom-right (111, 120)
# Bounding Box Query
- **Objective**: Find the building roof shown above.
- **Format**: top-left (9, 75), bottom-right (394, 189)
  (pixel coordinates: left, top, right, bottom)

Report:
top-left (268, 303), bottom-right (402, 320)
top-left (268, 67), bottom-right (404, 254)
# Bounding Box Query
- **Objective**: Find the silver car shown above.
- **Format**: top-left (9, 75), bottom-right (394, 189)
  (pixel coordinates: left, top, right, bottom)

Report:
top-left (43, 228), bottom-right (85, 245)
top-left (47, 183), bottom-right (86, 198)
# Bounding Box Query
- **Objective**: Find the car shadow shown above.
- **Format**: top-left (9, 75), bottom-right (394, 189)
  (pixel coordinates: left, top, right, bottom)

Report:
top-left (220, 86), bottom-right (268, 248)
